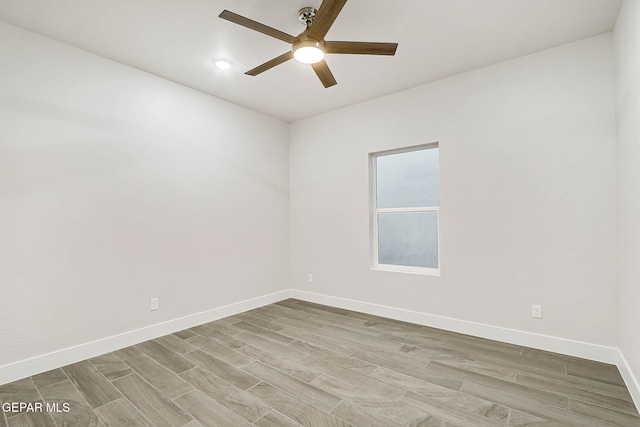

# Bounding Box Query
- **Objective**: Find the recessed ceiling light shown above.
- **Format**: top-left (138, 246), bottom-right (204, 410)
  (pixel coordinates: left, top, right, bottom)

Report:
top-left (214, 59), bottom-right (232, 70)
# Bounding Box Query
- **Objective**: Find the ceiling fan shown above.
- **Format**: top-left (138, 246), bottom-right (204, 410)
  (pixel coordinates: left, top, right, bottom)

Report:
top-left (218, 0), bottom-right (398, 88)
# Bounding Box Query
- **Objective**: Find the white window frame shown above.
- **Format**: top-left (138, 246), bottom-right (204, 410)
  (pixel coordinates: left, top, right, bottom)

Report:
top-left (369, 142), bottom-right (440, 276)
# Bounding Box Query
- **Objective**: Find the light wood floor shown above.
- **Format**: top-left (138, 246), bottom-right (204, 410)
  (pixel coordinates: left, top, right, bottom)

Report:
top-left (1, 299), bottom-right (638, 427)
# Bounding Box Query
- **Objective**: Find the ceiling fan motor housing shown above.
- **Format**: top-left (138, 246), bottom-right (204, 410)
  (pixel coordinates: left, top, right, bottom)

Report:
top-left (293, 35), bottom-right (325, 50)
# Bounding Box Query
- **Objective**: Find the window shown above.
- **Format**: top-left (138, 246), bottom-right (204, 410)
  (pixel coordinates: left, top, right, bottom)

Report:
top-left (370, 143), bottom-right (440, 275)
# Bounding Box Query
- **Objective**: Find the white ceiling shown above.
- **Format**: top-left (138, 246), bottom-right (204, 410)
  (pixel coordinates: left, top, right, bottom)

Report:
top-left (0, 0), bottom-right (622, 122)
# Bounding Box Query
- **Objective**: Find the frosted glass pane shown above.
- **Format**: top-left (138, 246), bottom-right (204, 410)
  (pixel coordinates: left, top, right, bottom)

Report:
top-left (378, 212), bottom-right (438, 268)
top-left (377, 147), bottom-right (439, 208)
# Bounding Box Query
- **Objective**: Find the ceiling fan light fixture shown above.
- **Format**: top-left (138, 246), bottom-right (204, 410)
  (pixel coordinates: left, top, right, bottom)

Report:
top-left (293, 40), bottom-right (325, 64)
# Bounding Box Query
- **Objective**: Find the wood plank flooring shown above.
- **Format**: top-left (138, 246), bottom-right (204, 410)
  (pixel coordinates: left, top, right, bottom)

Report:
top-left (1, 299), bottom-right (638, 426)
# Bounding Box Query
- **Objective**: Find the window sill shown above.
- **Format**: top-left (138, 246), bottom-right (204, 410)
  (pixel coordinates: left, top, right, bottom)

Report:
top-left (371, 265), bottom-right (440, 277)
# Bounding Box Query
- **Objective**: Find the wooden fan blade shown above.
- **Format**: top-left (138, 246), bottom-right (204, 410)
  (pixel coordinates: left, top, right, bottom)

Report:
top-left (245, 51), bottom-right (293, 76)
top-left (307, 0), bottom-right (347, 40)
top-left (325, 41), bottom-right (398, 55)
top-left (311, 60), bottom-right (337, 88)
top-left (219, 10), bottom-right (297, 44)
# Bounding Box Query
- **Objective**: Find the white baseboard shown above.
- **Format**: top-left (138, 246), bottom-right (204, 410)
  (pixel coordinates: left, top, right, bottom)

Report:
top-left (289, 290), bottom-right (620, 364)
top-left (0, 290), bottom-right (290, 386)
top-left (617, 350), bottom-right (640, 412)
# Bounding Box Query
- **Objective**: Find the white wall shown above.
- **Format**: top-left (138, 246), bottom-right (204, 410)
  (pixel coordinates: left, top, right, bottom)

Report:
top-left (614, 0), bottom-right (640, 395)
top-left (290, 35), bottom-right (617, 348)
top-left (0, 22), bottom-right (289, 367)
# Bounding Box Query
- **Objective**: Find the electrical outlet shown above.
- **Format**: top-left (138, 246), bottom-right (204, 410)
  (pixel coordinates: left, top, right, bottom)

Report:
top-left (150, 298), bottom-right (159, 311)
top-left (307, 274), bottom-right (313, 283)
top-left (532, 304), bottom-right (542, 319)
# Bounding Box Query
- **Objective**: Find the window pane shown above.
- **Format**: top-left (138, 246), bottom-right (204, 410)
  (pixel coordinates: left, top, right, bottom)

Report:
top-left (378, 211), bottom-right (438, 268)
top-left (376, 147), bottom-right (439, 208)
